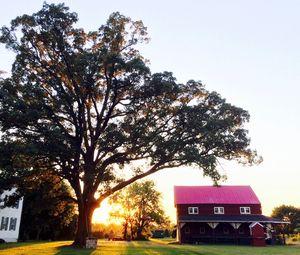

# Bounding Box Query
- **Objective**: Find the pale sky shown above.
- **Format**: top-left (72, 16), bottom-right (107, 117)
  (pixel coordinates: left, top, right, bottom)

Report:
top-left (1, 0), bottom-right (300, 223)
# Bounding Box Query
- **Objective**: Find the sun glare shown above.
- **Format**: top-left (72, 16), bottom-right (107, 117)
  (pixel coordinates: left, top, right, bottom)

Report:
top-left (92, 198), bottom-right (124, 224)
top-left (92, 199), bottom-right (111, 224)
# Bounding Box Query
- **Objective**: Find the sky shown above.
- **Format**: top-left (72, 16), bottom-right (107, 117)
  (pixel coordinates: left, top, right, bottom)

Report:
top-left (0, 0), bottom-right (299, 223)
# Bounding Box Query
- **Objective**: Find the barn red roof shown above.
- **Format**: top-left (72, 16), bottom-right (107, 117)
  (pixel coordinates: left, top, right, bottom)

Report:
top-left (174, 186), bottom-right (260, 205)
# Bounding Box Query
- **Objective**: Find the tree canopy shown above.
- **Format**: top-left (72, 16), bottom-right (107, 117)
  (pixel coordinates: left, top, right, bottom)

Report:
top-left (271, 205), bottom-right (300, 235)
top-left (0, 3), bottom-right (260, 247)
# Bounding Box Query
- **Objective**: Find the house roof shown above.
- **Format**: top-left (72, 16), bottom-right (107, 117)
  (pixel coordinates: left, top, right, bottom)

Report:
top-left (178, 214), bottom-right (287, 224)
top-left (174, 186), bottom-right (261, 205)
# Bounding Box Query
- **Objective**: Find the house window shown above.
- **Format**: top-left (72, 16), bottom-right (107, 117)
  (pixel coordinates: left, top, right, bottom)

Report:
top-left (188, 207), bottom-right (198, 214)
top-left (0, 217), bottom-right (9, 231)
top-left (238, 227), bottom-right (244, 234)
top-left (200, 227), bottom-right (205, 234)
top-left (214, 207), bottom-right (224, 214)
top-left (240, 207), bottom-right (251, 214)
top-left (223, 227), bottom-right (229, 234)
top-left (185, 227), bottom-right (190, 234)
top-left (9, 218), bottom-right (17, 231)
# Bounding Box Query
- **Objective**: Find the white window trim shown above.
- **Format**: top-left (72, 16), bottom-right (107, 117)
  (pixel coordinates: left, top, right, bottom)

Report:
top-left (214, 207), bottom-right (224, 214)
top-left (188, 207), bottom-right (198, 214)
top-left (240, 207), bottom-right (251, 214)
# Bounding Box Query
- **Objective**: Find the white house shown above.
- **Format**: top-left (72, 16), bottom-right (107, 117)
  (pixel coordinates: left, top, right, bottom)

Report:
top-left (0, 190), bottom-right (23, 242)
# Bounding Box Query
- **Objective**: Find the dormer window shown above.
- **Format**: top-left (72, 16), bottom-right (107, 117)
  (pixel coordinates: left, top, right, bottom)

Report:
top-left (214, 207), bottom-right (224, 214)
top-left (240, 207), bottom-right (251, 214)
top-left (188, 207), bottom-right (198, 214)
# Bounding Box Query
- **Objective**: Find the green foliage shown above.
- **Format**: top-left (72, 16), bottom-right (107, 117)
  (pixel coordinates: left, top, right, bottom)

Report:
top-left (110, 180), bottom-right (168, 240)
top-left (18, 171), bottom-right (77, 241)
top-left (0, 2), bottom-right (260, 246)
top-left (271, 205), bottom-right (300, 235)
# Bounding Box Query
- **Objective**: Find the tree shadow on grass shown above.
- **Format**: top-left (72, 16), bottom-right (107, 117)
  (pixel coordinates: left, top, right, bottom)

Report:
top-left (128, 241), bottom-right (214, 255)
top-left (54, 244), bottom-right (95, 255)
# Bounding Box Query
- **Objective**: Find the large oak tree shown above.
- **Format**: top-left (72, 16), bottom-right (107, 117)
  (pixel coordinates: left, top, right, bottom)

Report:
top-left (0, 3), bottom-right (260, 247)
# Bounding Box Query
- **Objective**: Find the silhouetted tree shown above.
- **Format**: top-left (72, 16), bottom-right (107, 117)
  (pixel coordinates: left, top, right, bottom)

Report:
top-left (0, 3), bottom-right (260, 247)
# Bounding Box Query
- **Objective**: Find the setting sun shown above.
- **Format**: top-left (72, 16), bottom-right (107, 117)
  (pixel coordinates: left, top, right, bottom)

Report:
top-left (92, 198), bottom-right (124, 224)
top-left (92, 199), bottom-right (111, 224)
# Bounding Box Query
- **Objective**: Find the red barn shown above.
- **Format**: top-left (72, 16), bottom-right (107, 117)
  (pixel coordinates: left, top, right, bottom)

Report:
top-left (174, 186), bottom-right (286, 246)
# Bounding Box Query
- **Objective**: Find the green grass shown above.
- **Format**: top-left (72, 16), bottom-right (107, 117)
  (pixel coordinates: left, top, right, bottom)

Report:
top-left (0, 240), bottom-right (300, 255)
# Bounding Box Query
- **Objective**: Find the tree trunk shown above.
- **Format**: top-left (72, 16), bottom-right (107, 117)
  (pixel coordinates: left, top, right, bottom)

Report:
top-left (72, 201), bottom-right (95, 247)
top-left (130, 220), bottom-right (135, 240)
top-left (35, 228), bottom-right (42, 240)
top-left (122, 221), bottom-right (128, 240)
top-left (136, 230), bottom-right (144, 240)
top-left (136, 226), bottom-right (144, 240)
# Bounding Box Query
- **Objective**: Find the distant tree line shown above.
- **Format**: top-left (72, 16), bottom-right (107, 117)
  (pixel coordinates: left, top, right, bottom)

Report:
top-left (92, 223), bottom-right (123, 240)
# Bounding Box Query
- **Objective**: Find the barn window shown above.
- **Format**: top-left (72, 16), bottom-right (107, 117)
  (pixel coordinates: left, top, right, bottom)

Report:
top-left (200, 227), bottom-right (205, 234)
top-left (9, 218), bottom-right (17, 231)
top-left (214, 207), bottom-right (224, 214)
top-left (188, 207), bottom-right (198, 214)
top-left (185, 227), bottom-right (190, 234)
top-left (240, 207), bottom-right (251, 214)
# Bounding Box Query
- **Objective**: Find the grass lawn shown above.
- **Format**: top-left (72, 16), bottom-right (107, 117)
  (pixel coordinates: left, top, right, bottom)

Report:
top-left (0, 240), bottom-right (300, 255)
